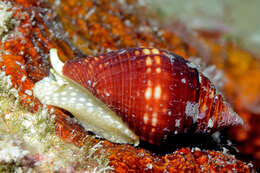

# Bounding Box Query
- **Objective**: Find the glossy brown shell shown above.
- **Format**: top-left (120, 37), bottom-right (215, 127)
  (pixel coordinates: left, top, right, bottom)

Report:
top-left (62, 47), bottom-right (242, 145)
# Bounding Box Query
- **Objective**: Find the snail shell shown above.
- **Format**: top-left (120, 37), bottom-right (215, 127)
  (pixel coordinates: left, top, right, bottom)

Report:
top-left (33, 48), bottom-right (243, 146)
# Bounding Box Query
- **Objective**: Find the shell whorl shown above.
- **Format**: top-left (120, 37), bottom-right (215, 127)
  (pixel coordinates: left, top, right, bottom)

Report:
top-left (58, 47), bottom-right (243, 145)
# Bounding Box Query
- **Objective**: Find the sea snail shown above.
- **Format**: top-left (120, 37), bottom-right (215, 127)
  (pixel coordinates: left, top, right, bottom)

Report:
top-left (33, 47), bottom-right (243, 146)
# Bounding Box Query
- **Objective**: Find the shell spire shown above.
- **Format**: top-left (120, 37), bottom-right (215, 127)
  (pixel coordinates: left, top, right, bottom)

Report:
top-left (33, 48), bottom-right (243, 145)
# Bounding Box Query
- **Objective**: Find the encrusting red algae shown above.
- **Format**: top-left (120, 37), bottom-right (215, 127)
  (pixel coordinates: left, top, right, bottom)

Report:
top-left (0, 0), bottom-right (257, 172)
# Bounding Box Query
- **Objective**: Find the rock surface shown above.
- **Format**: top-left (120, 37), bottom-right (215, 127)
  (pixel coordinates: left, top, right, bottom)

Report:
top-left (0, 0), bottom-right (258, 172)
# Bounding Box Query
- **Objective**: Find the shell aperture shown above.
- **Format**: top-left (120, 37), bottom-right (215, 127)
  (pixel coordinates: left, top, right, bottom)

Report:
top-left (33, 49), bottom-right (139, 146)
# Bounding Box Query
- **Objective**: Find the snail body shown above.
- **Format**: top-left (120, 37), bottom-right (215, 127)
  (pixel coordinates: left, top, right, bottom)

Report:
top-left (33, 48), bottom-right (243, 146)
